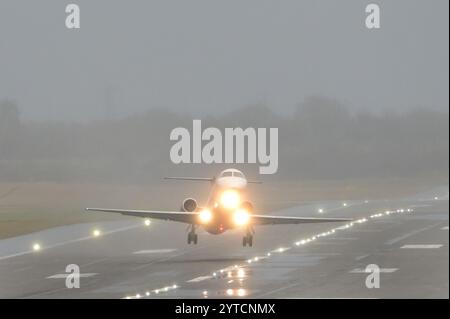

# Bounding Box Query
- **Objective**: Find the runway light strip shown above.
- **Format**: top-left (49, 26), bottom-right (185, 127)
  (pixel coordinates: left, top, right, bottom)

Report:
top-left (124, 283), bottom-right (179, 299)
top-left (121, 204), bottom-right (415, 299)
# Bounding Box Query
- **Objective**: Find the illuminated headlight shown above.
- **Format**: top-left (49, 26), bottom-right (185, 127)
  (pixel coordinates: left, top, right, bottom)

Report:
top-left (233, 209), bottom-right (250, 226)
top-left (220, 190), bottom-right (240, 209)
top-left (199, 209), bottom-right (213, 224)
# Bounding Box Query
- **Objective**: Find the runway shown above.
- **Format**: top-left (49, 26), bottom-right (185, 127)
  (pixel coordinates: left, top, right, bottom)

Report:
top-left (0, 187), bottom-right (448, 299)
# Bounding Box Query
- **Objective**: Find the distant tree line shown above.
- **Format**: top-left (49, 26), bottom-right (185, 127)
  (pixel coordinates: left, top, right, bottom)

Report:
top-left (0, 97), bottom-right (448, 183)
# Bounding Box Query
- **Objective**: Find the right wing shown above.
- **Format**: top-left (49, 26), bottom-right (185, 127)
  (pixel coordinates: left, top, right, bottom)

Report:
top-left (85, 208), bottom-right (199, 224)
top-left (250, 214), bottom-right (352, 225)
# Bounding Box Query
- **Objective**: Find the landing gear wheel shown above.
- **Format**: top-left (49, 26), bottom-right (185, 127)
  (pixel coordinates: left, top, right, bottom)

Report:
top-left (187, 224), bottom-right (198, 245)
top-left (248, 235), bottom-right (253, 247)
top-left (188, 232), bottom-right (198, 245)
top-left (242, 235), bottom-right (253, 247)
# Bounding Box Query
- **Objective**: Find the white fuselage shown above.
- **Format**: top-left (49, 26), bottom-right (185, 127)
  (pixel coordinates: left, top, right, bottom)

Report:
top-left (202, 169), bottom-right (251, 234)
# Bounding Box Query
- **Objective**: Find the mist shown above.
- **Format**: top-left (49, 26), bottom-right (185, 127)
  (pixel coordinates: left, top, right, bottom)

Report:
top-left (0, 0), bottom-right (448, 122)
top-left (0, 96), bottom-right (448, 184)
top-left (0, 1), bottom-right (448, 184)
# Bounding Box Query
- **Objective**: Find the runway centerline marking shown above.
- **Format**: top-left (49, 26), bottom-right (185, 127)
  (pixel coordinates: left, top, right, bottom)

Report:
top-left (355, 254), bottom-right (369, 261)
top-left (133, 249), bottom-right (176, 254)
top-left (385, 223), bottom-right (441, 245)
top-left (131, 249), bottom-right (196, 271)
top-left (349, 268), bottom-right (398, 273)
top-left (400, 244), bottom-right (443, 249)
top-left (187, 276), bottom-right (213, 283)
top-left (46, 273), bottom-right (98, 279)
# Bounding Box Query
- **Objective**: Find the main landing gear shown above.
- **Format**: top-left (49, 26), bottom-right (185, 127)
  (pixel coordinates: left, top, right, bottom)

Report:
top-left (187, 225), bottom-right (198, 245)
top-left (242, 227), bottom-right (254, 247)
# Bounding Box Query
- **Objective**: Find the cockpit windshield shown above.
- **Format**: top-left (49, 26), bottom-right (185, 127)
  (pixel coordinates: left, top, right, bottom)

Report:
top-left (234, 171), bottom-right (245, 178)
top-left (221, 170), bottom-right (245, 178)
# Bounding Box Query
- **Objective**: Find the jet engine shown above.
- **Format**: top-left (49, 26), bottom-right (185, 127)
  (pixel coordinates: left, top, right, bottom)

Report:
top-left (181, 198), bottom-right (198, 212)
top-left (240, 201), bottom-right (254, 213)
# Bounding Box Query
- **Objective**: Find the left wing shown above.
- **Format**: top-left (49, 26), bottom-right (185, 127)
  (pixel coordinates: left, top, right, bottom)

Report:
top-left (85, 208), bottom-right (199, 224)
top-left (250, 214), bottom-right (352, 225)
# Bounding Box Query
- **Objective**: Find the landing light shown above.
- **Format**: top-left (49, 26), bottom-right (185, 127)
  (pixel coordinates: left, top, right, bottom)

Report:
top-left (199, 209), bottom-right (213, 224)
top-left (233, 209), bottom-right (250, 226)
top-left (93, 229), bottom-right (101, 237)
top-left (220, 190), bottom-right (240, 209)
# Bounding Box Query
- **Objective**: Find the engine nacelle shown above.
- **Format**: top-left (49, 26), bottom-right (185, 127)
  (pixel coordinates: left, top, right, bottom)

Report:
top-left (181, 198), bottom-right (198, 212)
top-left (241, 201), bottom-right (254, 213)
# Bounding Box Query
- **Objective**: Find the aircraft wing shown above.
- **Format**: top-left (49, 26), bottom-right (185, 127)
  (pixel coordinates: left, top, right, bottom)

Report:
top-left (85, 208), bottom-right (199, 224)
top-left (250, 214), bottom-right (352, 225)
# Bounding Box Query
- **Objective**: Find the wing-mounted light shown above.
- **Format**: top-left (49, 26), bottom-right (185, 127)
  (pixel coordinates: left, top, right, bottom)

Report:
top-left (233, 208), bottom-right (250, 226)
top-left (198, 209), bottom-right (213, 224)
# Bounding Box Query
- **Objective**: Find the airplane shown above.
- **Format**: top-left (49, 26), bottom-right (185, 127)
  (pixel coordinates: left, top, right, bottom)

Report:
top-left (86, 168), bottom-right (351, 247)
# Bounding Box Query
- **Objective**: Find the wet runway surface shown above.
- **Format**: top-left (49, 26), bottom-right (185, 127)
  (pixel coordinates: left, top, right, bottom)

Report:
top-left (0, 187), bottom-right (448, 299)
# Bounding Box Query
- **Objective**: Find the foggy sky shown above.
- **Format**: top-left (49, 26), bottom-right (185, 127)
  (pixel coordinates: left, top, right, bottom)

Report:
top-left (0, 0), bottom-right (448, 122)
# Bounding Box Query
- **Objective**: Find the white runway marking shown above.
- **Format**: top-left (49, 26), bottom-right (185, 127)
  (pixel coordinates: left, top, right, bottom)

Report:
top-left (442, 226), bottom-right (449, 230)
top-left (385, 223), bottom-right (441, 245)
top-left (11, 265), bottom-right (33, 273)
top-left (401, 244), bottom-right (443, 249)
top-left (350, 268), bottom-right (398, 273)
top-left (187, 276), bottom-right (213, 283)
top-left (355, 254), bottom-right (369, 261)
top-left (133, 249), bottom-right (176, 254)
top-left (0, 251), bottom-right (34, 261)
top-left (0, 224), bottom-right (139, 261)
top-left (47, 273), bottom-right (98, 279)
